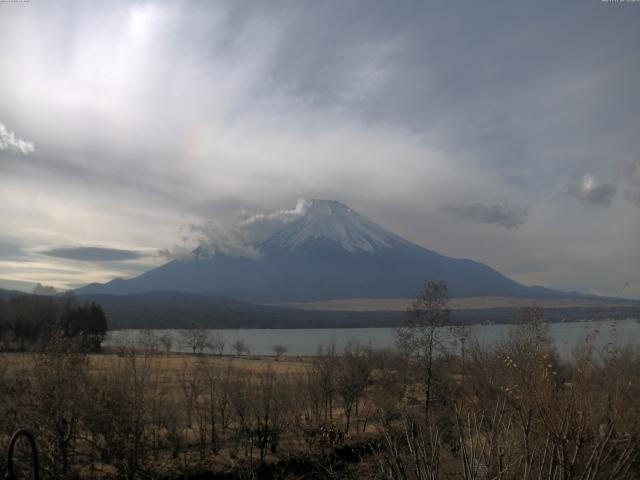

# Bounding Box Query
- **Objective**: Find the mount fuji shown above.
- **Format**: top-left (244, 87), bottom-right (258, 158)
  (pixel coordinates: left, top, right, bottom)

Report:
top-left (76, 199), bottom-right (566, 302)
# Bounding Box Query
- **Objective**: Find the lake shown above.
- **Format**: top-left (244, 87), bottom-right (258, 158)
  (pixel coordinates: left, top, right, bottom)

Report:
top-left (106, 319), bottom-right (640, 359)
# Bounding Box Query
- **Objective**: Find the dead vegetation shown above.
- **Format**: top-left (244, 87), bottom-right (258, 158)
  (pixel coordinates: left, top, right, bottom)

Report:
top-left (1, 291), bottom-right (639, 479)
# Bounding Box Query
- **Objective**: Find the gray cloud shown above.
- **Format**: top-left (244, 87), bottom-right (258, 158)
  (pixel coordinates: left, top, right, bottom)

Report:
top-left (572, 173), bottom-right (617, 206)
top-left (619, 160), bottom-right (640, 206)
top-left (236, 199), bottom-right (308, 244)
top-left (41, 247), bottom-right (144, 262)
top-left (159, 200), bottom-right (309, 260)
top-left (443, 202), bottom-right (532, 229)
top-left (0, 1), bottom-right (639, 297)
top-left (33, 283), bottom-right (57, 295)
top-left (0, 123), bottom-right (34, 154)
top-left (157, 245), bottom-right (194, 262)
top-left (625, 190), bottom-right (640, 206)
top-left (0, 240), bottom-right (27, 260)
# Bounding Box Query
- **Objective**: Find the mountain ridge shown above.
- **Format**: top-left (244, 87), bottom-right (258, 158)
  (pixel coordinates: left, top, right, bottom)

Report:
top-left (75, 199), bottom-right (586, 302)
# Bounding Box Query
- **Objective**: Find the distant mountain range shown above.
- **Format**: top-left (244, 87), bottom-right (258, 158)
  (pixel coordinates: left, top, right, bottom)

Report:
top-left (0, 288), bottom-right (27, 301)
top-left (76, 199), bottom-right (575, 302)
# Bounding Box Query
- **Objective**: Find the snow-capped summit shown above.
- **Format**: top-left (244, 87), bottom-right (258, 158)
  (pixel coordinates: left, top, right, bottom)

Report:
top-left (263, 199), bottom-right (404, 253)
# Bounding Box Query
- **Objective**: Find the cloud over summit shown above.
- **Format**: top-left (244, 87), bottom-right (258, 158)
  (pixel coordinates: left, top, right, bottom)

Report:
top-left (160, 200), bottom-right (309, 260)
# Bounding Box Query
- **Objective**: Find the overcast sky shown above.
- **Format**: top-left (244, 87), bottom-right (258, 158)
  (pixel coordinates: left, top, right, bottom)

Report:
top-left (1, 0), bottom-right (639, 298)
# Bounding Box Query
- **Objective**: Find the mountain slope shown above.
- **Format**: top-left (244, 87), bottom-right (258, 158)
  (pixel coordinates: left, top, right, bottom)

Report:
top-left (0, 288), bottom-right (31, 301)
top-left (76, 199), bottom-right (573, 302)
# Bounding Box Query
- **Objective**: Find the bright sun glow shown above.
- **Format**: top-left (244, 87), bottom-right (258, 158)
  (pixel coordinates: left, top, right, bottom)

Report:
top-left (129, 4), bottom-right (157, 37)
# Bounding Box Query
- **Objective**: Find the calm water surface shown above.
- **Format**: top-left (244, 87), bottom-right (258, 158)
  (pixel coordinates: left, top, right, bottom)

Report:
top-left (106, 319), bottom-right (640, 359)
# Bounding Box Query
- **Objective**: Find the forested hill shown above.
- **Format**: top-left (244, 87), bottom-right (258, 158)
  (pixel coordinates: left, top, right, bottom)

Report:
top-left (0, 291), bottom-right (107, 351)
top-left (0, 287), bottom-right (29, 301)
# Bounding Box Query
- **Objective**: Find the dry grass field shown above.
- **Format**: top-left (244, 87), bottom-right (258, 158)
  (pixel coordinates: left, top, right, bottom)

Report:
top-left (1, 351), bottom-right (313, 394)
top-left (0, 348), bottom-right (378, 478)
top-left (1, 350), bottom-right (305, 370)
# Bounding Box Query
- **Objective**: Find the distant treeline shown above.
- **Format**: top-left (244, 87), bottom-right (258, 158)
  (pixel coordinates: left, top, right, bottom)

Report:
top-left (0, 295), bottom-right (107, 351)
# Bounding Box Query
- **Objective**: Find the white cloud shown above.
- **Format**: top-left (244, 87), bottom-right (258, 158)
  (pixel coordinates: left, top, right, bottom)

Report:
top-left (160, 199), bottom-right (309, 260)
top-left (572, 173), bottom-right (617, 207)
top-left (0, 123), bottom-right (34, 154)
top-left (236, 199), bottom-right (308, 244)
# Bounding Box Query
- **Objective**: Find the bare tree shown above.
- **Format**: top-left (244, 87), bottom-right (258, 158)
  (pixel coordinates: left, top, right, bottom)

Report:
top-left (32, 334), bottom-right (89, 478)
top-left (137, 329), bottom-right (159, 354)
top-left (271, 344), bottom-right (288, 361)
top-left (229, 369), bottom-right (253, 458)
top-left (231, 339), bottom-right (250, 357)
top-left (396, 280), bottom-right (450, 418)
top-left (301, 344), bottom-right (338, 434)
top-left (252, 369), bottom-right (294, 461)
top-left (208, 331), bottom-right (226, 356)
top-left (336, 341), bottom-right (373, 434)
top-left (180, 326), bottom-right (211, 355)
top-left (87, 348), bottom-right (155, 479)
top-left (178, 360), bottom-right (202, 428)
top-left (195, 357), bottom-right (233, 453)
top-left (159, 334), bottom-right (173, 355)
top-left (376, 414), bottom-right (442, 480)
